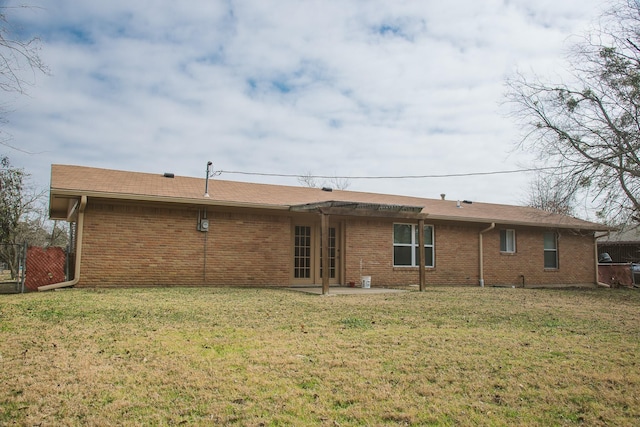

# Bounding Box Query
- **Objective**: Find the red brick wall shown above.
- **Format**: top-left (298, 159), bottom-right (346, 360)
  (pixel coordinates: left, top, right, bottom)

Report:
top-left (483, 228), bottom-right (596, 286)
top-left (25, 246), bottom-right (66, 291)
top-left (343, 220), bottom-right (596, 287)
top-left (428, 223), bottom-right (480, 286)
top-left (343, 220), bottom-right (480, 286)
top-left (206, 211), bottom-right (291, 285)
top-left (77, 199), bottom-right (597, 288)
top-left (79, 201), bottom-right (291, 287)
top-left (344, 218), bottom-right (394, 285)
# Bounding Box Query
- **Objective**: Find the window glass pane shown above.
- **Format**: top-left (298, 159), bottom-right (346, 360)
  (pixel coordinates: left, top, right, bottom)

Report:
top-left (543, 232), bottom-right (556, 250)
top-left (394, 246), bottom-right (412, 266)
top-left (294, 226), bottom-right (311, 279)
top-left (423, 225), bottom-right (433, 245)
top-left (501, 230), bottom-right (515, 252)
top-left (413, 247), bottom-right (435, 267)
top-left (544, 251), bottom-right (558, 269)
top-left (394, 224), bottom-right (412, 244)
top-left (425, 247), bottom-right (434, 267)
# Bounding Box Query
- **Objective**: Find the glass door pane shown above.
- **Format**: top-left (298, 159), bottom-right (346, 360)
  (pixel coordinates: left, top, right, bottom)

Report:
top-left (320, 227), bottom-right (336, 279)
top-left (294, 226), bottom-right (311, 278)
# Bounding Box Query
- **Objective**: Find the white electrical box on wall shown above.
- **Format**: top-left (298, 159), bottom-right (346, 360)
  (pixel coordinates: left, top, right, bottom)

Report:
top-left (199, 219), bottom-right (209, 232)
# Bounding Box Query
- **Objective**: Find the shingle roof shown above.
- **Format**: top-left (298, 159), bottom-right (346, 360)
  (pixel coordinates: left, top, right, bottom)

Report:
top-left (599, 228), bottom-right (640, 243)
top-left (49, 164), bottom-right (609, 231)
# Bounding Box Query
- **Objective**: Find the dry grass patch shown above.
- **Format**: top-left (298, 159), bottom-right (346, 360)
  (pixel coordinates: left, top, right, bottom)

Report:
top-left (1, 287), bottom-right (639, 426)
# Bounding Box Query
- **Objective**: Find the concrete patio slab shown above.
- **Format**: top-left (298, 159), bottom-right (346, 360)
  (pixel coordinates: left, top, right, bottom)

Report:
top-left (288, 286), bottom-right (408, 295)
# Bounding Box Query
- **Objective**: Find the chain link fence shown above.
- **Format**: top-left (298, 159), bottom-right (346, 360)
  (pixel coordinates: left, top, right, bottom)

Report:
top-left (0, 242), bottom-right (27, 294)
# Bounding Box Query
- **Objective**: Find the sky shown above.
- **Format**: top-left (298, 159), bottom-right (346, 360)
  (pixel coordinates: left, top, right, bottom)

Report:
top-left (2, 0), bottom-right (608, 213)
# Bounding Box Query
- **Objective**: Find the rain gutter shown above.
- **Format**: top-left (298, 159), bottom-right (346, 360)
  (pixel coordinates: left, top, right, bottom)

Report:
top-left (50, 189), bottom-right (291, 212)
top-left (479, 222), bottom-right (495, 287)
top-left (39, 195), bottom-right (87, 291)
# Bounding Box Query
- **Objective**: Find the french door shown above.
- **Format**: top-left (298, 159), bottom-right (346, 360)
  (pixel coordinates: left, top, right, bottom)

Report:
top-left (293, 224), bottom-right (340, 285)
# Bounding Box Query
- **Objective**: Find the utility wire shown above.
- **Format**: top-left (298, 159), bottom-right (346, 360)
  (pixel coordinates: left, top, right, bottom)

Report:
top-left (218, 166), bottom-right (558, 180)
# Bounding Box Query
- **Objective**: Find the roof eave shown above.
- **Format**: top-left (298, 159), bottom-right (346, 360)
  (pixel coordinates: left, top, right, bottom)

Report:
top-left (425, 214), bottom-right (611, 232)
top-left (49, 189), bottom-right (291, 214)
top-left (49, 188), bottom-right (611, 231)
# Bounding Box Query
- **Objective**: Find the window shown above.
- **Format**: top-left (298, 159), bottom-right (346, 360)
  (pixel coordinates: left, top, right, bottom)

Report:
top-left (543, 232), bottom-right (558, 269)
top-left (500, 229), bottom-right (516, 253)
top-left (393, 224), bottom-right (434, 267)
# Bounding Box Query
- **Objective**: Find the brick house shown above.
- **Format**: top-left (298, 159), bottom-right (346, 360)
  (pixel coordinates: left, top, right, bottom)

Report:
top-left (44, 164), bottom-right (609, 292)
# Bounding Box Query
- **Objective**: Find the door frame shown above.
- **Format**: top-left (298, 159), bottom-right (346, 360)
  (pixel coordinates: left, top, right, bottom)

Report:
top-left (291, 220), bottom-right (343, 285)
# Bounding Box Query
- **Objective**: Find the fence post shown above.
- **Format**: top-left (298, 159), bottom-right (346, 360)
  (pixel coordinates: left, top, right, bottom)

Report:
top-left (20, 241), bottom-right (27, 293)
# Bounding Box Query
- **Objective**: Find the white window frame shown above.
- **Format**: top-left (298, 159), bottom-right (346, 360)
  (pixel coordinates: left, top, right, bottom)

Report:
top-left (393, 223), bottom-right (434, 267)
top-left (543, 231), bottom-right (558, 269)
top-left (500, 229), bottom-right (516, 253)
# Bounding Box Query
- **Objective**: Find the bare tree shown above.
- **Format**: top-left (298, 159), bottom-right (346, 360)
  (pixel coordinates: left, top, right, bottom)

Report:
top-left (525, 174), bottom-right (576, 216)
top-left (0, 156), bottom-right (64, 278)
top-left (0, 5), bottom-right (47, 95)
top-left (0, 156), bottom-right (30, 279)
top-left (1, 5), bottom-right (48, 152)
top-left (506, 0), bottom-right (640, 227)
top-left (0, 209), bottom-right (68, 280)
top-left (297, 171), bottom-right (351, 190)
top-left (297, 171), bottom-right (320, 189)
top-left (327, 176), bottom-right (351, 191)
top-left (0, 8), bottom-right (54, 278)
top-left (0, 155), bottom-right (24, 245)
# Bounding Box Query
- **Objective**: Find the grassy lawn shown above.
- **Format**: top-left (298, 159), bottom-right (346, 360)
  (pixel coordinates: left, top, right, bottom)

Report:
top-left (1, 287), bottom-right (639, 426)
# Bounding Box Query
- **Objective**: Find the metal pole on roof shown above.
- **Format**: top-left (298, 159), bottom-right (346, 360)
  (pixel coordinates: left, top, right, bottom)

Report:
top-left (204, 161), bottom-right (212, 197)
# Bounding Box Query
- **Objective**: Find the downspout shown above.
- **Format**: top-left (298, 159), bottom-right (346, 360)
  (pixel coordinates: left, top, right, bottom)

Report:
top-left (39, 195), bottom-right (87, 291)
top-left (478, 223), bottom-right (495, 287)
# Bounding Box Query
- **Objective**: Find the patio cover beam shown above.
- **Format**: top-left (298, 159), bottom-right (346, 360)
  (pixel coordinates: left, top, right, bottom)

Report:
top-left (321, 213), bottom-right (330, 295)
top-left (290, 201), bottom-right (428, 220)
top-left (419, 218), bottom-right (426, 291)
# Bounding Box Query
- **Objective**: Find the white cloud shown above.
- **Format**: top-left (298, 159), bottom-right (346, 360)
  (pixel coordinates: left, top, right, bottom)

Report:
top-left (2, 0), bottom-right (605, 210)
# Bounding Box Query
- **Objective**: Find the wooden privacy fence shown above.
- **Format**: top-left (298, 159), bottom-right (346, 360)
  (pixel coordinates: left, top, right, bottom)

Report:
top-left (598, 263), bottom-right (639, 288)
top-left (24, 246), bottom-right (66, 292)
